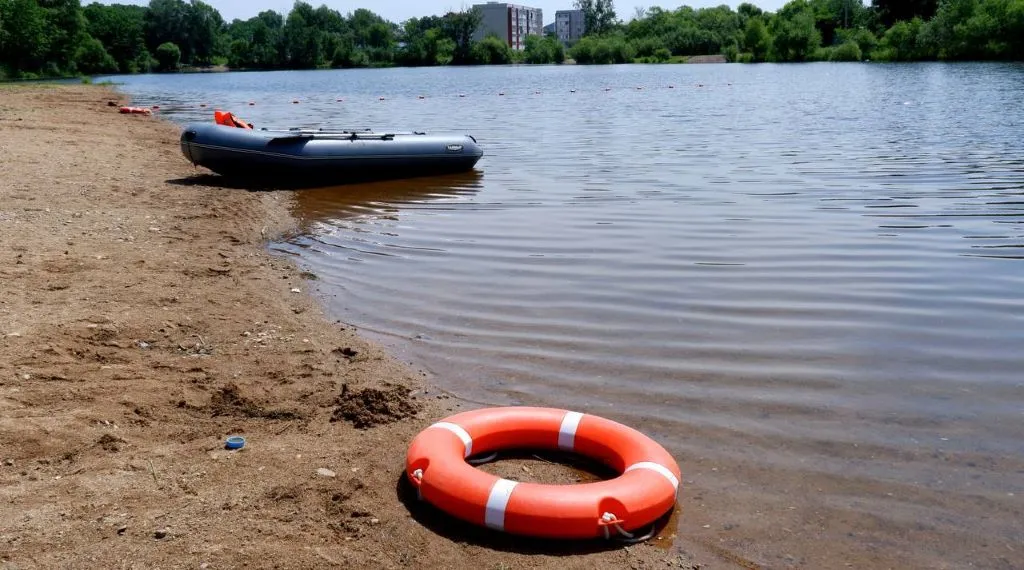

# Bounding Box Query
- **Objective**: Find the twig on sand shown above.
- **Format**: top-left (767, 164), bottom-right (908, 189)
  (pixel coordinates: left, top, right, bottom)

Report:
top-left (148, 459), bottom-right (159, 483)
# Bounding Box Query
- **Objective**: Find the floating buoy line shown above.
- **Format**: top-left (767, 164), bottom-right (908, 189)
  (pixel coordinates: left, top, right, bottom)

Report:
top-left (131, 84), bottom-right (727, 115)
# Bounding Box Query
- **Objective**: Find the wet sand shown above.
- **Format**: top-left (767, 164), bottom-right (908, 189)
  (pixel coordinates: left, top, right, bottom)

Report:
top-left (0, 85), bottom-right (723, 569)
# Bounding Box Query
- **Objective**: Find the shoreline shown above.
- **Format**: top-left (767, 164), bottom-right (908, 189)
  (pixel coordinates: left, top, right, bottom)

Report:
top-left (0, 84), bottom-right (716, 568)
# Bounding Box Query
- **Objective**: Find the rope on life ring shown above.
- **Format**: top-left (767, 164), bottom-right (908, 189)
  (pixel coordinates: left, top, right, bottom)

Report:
top-left (404, 406), bottom-right (681, 542)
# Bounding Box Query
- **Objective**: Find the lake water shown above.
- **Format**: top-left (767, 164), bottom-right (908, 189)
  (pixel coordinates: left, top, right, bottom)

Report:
top-left (100, 63), bottom-right (1024, 569)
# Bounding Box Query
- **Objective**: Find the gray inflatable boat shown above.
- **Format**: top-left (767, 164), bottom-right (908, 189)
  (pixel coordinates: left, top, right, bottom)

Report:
top-left (180, 122), bottom-right (484, 185)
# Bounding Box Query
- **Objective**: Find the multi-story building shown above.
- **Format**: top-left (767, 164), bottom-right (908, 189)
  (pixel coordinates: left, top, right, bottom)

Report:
top-left (555, 9), bottom-right (585, 43)
top-left (472, 2), bottom-right (544, 51)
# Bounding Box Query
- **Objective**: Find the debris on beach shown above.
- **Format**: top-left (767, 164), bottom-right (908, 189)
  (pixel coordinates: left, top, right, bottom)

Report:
top-left (331, 383), bottom-right (420, 428)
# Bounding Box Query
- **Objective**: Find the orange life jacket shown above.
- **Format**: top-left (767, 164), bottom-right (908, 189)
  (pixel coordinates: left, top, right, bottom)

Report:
top-left (214, 110), bottom-right (253, 129)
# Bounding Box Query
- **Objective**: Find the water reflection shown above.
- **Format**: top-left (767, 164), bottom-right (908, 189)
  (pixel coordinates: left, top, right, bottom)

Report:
top-left (288, 170), bottom-right (483, 234)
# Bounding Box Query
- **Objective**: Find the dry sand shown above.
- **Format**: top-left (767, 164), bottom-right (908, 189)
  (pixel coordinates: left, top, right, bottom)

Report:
top-left (0, 85), bottom-right (733, 569)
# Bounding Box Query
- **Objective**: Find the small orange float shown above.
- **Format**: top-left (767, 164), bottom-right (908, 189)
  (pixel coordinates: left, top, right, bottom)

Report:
top-left (405, 406), bottom-right (680, 541)
top-left (119, 106), bottom-right (151, 115)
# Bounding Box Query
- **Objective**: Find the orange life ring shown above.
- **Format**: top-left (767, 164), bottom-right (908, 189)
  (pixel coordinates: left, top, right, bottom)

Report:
top-left (405, 406), bottom-right (680, 541)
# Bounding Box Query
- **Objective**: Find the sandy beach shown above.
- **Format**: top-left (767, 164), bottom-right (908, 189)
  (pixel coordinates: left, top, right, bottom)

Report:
top-left (0, 85), bottom-right (724, 569)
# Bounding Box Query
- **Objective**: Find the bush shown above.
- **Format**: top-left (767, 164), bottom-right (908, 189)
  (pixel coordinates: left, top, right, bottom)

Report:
top-left (830, 40), bottom-right (863, 61)
top-left (74, 36), bottom-right (119, 74)
top-left (524, 34), bottom-right (565, 64)
top-left (472, 35), bottom-right (513, 65)
top-left (570, 35), bottom-right (635, 64)
top-left (155, 42), bottom-right (181, 71)
top-left (722, 42), bottom-right (739, 62)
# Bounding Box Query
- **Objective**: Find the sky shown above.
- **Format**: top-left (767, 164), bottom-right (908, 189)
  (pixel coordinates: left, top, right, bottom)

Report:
top-left (99, 0), bottom-right (791, 26)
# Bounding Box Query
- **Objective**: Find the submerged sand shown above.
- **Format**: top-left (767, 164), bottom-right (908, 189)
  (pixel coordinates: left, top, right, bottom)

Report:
top-left (0, 85), bottom-right (726, 568)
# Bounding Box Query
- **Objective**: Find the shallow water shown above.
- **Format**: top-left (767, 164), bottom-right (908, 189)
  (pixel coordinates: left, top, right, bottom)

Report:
top-left (103, 62), bottom-right (1024, 568)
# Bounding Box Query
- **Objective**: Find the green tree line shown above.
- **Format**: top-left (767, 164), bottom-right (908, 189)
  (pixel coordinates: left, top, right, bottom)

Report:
top-left (569, 0), bottom-right (1024, 63)
top-left (2, 0), bottom-right (1021, 79)
top-left (0, 0), bottom-right (565, 79)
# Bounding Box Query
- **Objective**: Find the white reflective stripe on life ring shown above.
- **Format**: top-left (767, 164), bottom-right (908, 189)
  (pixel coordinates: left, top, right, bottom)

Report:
top-left (624, 462), bottom-right (679, 496)
top-left (484, 478), bottom-right (518, 531)
top-left (430, 421), bottom-right (473, 457)
top-left (557, 411), bottom-right (584, 451)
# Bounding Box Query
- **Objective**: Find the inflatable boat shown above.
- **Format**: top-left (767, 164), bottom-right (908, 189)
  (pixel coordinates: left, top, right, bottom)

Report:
top-left (179, 114), bottom-right (484, 186)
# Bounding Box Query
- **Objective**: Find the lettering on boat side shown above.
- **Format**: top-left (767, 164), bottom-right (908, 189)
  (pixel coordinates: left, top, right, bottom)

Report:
top-left (446, 144), bottom-right (464, 153)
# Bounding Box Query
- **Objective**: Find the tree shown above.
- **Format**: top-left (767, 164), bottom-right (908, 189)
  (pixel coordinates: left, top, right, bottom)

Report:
top-left (185, 0), bottom-right (223, 65)
top-left (872, 0), bottom-right (938, 27)
top-left (771, 6), bottom-right (822, 61)
top-left (743, 17), bottom-right (771, 60)
top-left (154, 40), bottom-right (180, 70)
top-left (0, 0), bottom-right (49, 73)
top-left (84, 3), bottom-right (148, 72)
top-left (74, 35), bottom-right (117, 73)
top-left (575, 0), bottom-right (617, 36)
top-left (39, 0), bottom-right (88, 72)
top-left (146, 0), bottom-right (189, 59)
top-left (441, 7), bottom-right (481, 65)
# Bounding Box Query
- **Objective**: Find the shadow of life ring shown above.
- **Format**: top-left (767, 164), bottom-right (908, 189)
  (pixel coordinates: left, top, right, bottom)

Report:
top-left (405, 406), bottom-right (681, 541)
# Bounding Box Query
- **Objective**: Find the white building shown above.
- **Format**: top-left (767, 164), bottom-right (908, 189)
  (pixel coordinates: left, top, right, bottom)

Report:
top-left (555, 9), bottom-right (585, 43)
top-left (472, 2), bottom-right (544, 51)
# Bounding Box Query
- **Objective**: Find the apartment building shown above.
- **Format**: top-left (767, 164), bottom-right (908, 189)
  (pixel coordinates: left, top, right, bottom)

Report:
top-left (555, 9), bottom-right (586, 43)
top-left (472, 2), bottom-right (544, 51)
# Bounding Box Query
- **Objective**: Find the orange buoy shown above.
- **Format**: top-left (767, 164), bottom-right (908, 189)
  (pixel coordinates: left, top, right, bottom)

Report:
top-left (405, 407), bottom-right (680, 540)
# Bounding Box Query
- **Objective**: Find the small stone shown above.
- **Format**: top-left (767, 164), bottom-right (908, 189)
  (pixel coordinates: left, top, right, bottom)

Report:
top-left (117, 525), bottom-right (127, 535)
top-left (3, 459), bottom-right (13, 466)
top-left (369, 518), bottom-right (380, 525)
top-left (154, 528), bottom-right (168, 539)
top-left (6, 332), bottom-right (21, 338)
top-left (316, 468), bottom-right (336, 478)
top-left (290, 288), bottom-right (301, 293)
